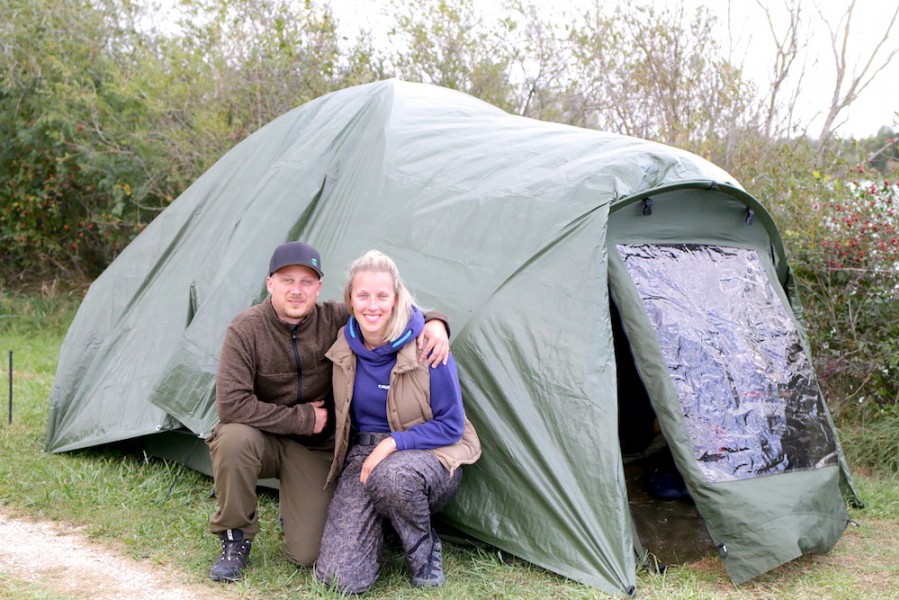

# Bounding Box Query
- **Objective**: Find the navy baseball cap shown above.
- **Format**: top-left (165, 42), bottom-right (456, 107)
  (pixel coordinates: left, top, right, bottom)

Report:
top-left (268, 241), bottom-right (323, 278)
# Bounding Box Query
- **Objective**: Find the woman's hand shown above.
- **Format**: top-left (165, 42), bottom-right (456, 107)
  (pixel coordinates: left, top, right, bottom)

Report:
top-left (418, 320), bottom-right (450, 367)
top-left (360, 437), bottom-right (397, 485)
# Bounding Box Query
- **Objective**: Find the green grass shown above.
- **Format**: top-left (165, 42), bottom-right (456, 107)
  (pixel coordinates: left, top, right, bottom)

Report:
top-left (1, 289), bottom-right (897, 599)
top-left (838, 408), bottom-right (899, 477)
top-left (0, 578), bottom-right (71, 600)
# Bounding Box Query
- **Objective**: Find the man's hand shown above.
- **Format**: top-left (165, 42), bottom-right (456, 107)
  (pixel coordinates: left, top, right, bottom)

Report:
top-left (418, 319), bottom-right (450, 367)
top-left (310, 400), bottom-right (328, 434)
top-left (360, 437), bottom-right (397, 484)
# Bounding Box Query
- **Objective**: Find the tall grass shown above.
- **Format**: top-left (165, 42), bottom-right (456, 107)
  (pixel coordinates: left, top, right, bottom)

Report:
top-left (0, 290), bottom-right (896, 600)
top-left (839, 409), bottom-right (899, 477)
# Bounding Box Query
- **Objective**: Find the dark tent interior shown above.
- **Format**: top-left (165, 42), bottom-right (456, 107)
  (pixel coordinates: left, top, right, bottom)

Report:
top-left (612, 299), bottom-right (715, 567)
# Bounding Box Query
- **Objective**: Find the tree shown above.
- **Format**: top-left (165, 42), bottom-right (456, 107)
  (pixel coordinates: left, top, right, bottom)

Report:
top-left (499, 0), bottom-right (572, 121)
top-left (384, 0), bottom-right (517, 112)
top-left (816, 0), bottom-right (899, 145)
top-left (0, 0), bottom-right (164, 280)
top-left (563, 2), bottom-right (760, 155)
top-left (0, 0), bottom-right (387, 283)
top-left (740, 0), bottom-right (899, 145)
top-left (752, 0), bottom-right (808, 139)
top-left (164, 0), bottom-right (384, 142)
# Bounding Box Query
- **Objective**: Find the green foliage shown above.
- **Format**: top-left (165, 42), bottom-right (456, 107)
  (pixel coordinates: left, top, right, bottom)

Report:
top-left (860, 127), bottom-right (899, 175)
top-left (0, 0), bottom-right (383, 286)
top-left (790, 173), bottom-right (899, 417)
top-left (2, 0), bottom-right (118, 279)
top-left (0, 0), bottom-right (190, 282)
top-left (817, 179), bottom-right (898, 272)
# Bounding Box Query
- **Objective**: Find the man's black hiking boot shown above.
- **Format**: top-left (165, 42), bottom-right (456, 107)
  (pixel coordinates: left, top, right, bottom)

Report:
top-left (209, 528), bottom-right (252, 582)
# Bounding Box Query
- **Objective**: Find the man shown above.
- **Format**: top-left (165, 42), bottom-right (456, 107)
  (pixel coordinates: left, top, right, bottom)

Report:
top-left (207, 241), bottom-right (450, 582)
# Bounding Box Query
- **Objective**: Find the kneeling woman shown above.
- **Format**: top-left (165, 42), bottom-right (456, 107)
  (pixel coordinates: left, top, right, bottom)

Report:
top-left (315, 250), bottom-right (480, 593)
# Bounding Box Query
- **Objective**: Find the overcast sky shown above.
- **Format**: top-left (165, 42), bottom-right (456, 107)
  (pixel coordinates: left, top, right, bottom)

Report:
top-left (328, 0), bottom-right (898, 139)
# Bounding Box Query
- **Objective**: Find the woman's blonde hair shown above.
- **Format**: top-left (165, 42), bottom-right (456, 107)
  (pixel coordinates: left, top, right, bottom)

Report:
top-left (344, 250), bottom-right (417, 343)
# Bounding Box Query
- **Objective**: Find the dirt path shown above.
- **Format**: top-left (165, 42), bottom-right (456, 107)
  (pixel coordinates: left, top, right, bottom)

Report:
top-left (1, 512), bottom-right (222, 600)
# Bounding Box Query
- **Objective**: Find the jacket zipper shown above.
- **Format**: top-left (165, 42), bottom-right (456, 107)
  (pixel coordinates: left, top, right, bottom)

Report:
top-left (290, 325), bottom-right (302, 403)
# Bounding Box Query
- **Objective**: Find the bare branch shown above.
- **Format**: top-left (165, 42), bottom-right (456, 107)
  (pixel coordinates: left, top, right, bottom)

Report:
top-left (817, 0), bottom-right (899, 144)
top-left (756, 0), bottom-right (807, 138)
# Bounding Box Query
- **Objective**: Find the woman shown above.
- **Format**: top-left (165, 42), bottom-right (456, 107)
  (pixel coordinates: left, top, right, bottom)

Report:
top-left (315, 250), bottom-right (480, 593)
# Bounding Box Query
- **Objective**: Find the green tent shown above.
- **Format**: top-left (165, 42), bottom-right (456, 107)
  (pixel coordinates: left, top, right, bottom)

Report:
top-left (46, 80), bottom-right (859, 596)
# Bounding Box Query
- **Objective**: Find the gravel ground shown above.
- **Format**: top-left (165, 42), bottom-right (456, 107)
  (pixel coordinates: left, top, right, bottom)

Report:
top-left (1, 511), bottom-right (222, 600)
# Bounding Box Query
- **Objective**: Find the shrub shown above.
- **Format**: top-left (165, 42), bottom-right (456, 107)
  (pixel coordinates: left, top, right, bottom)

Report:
top-left (795, 172), bottom-right (899, 424)
top-left (819, 178), bottom-right (899, 276)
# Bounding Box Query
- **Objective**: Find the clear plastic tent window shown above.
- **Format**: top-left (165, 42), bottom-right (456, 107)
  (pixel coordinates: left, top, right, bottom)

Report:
top-left (618, 244), bottom-right (838, 483)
